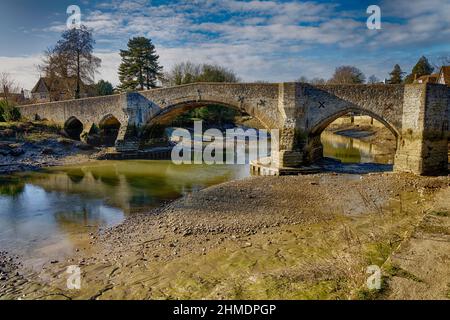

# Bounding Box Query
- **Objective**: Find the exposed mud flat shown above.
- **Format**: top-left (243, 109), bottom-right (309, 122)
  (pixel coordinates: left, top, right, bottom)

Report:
top-left (1, 172), bottom-right (448, 300)
top-left (0, 122), bottom-right (104, 174)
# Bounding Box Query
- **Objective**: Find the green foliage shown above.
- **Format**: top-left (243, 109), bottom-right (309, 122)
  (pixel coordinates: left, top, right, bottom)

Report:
top-left (0, 100), bottom-right (21, 122)
top-left (0, 102), bottom-right (5, 122)
top-left (118, 37), bottom-right (163, 91)
top-left (388, 64), bottom-right (405, 84)
top-left (95, 80), bottom-right (114, 96)
top-left (404, 56), bottom-right (434, 84)
top-left (195, 105), bottom-right (238, 125)
top-left (0, 182), bottom-right (25, 197)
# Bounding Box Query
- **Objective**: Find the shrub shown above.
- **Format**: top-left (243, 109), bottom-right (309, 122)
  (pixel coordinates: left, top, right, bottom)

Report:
top-left (5, 106), bottom-right (21, 121)
top-left (0, 101), bottom-right (5, 122)
top-left (0, 100), bottom-right (21, 122)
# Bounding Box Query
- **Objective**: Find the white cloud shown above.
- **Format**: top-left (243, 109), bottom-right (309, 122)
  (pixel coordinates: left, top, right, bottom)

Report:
top-left (0, 55), bottom-right (42, 90)
top-left (3, 0), bottom-right (450, 90)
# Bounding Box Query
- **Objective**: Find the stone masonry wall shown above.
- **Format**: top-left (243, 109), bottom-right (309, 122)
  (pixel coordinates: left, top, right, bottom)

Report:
top-left (138, 83), bottom-right (283, 130)
top-left (18, 94), bottom-right (128, 132)
top-left (16, 82), bottom-right (449, 175)
top-left (394, 84), bottom-right (449, 175)
top-left (302, 84), bottom-right (405, 136)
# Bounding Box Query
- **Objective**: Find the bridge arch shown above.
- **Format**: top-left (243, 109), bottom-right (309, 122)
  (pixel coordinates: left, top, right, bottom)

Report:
top-left (147, 99), bottom-right (271, 129)
top-left (64, 117), bottom-right (84, 141)
top-left (306, 107), bottom-right (400, 164)
top-left (99, 114), bottom-right (122, 146)
top-left (310, 107), bottom-right (401, 138)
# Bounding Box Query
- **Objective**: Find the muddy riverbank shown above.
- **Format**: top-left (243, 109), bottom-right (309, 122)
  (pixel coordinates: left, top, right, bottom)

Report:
top-left (1, 172), bottom-right (448, 300)
top-left (0, 122), bottom-right (105, 174)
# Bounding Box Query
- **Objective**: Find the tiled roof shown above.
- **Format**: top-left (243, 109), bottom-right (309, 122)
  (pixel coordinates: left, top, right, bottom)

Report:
top-left (415, 74), bottom-right (439, 84)
top-left (439, 66), bottom-right (450, 85)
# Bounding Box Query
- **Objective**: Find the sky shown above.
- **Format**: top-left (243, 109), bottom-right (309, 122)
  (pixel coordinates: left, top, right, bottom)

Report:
top-left (0, 0), bottom-right (449, 90)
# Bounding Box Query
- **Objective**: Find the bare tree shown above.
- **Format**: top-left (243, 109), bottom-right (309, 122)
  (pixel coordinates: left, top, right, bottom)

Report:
top-left (163, 62), bottom-right (201, 87)
top-left (310, 77), bottom-right (326, 85)
top-left (433, 55), bottom-right (450, 70)
top-left (296, 76), bottom-right (326, 85)
top-left (0, 73), bottom-right (20, 103)
top-left (40, 25), bottom-right (101, 99)
top-left (163, 62), bottom-right (238, 87)
top-left (39, 48), bottom-right (77, 101)
top-left (328, 66), bottom-right (366, 84)
top-left (297, 76), bottom-right (309, 83)
top-left (368, 75), bottom-right (380, 84)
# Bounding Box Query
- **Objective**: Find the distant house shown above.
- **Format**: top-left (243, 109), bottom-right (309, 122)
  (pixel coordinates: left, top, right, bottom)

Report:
top-left (437, 66), bottom-right (450, 86)
top-left (31, 77), bottom-right (96, 103)
top-left (414, 74), bottom-right (439, 84)
top-left (0, 89), bottom-right (29, 105)
top-left (414, 66), bottom-right (450, 86)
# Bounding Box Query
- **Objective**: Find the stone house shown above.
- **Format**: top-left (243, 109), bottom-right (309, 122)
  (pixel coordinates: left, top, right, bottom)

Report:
top-left (31, 77), bottom-right (96, 103)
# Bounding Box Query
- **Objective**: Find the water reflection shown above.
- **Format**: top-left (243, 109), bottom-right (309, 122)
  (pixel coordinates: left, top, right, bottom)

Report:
top-left (321, 131), bottom-right (394, 165)
top-left (0, 160), bottom-right (250, 266)
top-left (0, 132), bottom-right (395, 266)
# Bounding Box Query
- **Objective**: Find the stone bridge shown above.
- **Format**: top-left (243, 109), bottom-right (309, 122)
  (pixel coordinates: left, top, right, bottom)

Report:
top-left (18, 82), bottom-right (450, 175)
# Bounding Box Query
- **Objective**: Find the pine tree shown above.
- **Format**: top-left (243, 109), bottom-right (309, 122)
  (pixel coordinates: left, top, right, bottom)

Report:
top-left (118, 37), bottom-right (163, 91)
top-left (404, 56), bottom-right (434, 84)
top-left (96, 80), bottom-right (114, 96)
top-left (388, 64), bottom-right (405, 84)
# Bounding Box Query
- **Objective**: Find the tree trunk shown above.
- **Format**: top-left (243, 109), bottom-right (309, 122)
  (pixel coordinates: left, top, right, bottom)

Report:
top-left (2, 85), bottom-right (8, 104)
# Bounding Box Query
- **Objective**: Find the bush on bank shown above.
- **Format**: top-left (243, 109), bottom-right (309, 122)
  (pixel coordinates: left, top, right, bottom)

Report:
top-left (0, 100), bottom-right (21, 122)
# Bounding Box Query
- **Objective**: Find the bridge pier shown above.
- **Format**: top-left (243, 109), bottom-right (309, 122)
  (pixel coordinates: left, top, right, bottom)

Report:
top-left (394, 84), bottom-right (449, 175)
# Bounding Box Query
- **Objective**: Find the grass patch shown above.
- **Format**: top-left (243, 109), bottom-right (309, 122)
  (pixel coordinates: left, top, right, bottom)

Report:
top-left (364, 241), bottom-right (394, 267)
top-left (384, 264), bottom-right (423, 283)
top-left (355, 263), bottom-right (424, 300)
top-left (0, 121), bottom-right (62, 142)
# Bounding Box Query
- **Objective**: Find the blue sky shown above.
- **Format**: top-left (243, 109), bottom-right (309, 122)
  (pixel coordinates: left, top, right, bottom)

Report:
top-left (0, 0), bottom-right (449, 89)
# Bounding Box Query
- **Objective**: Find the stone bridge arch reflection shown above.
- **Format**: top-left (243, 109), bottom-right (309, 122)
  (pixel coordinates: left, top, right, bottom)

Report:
top-left (307, 108), bottom-right (400, 164)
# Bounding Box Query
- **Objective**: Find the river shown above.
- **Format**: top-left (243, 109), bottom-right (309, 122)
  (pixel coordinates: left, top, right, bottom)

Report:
top-left (0, 131), bottom-right (393, 268)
